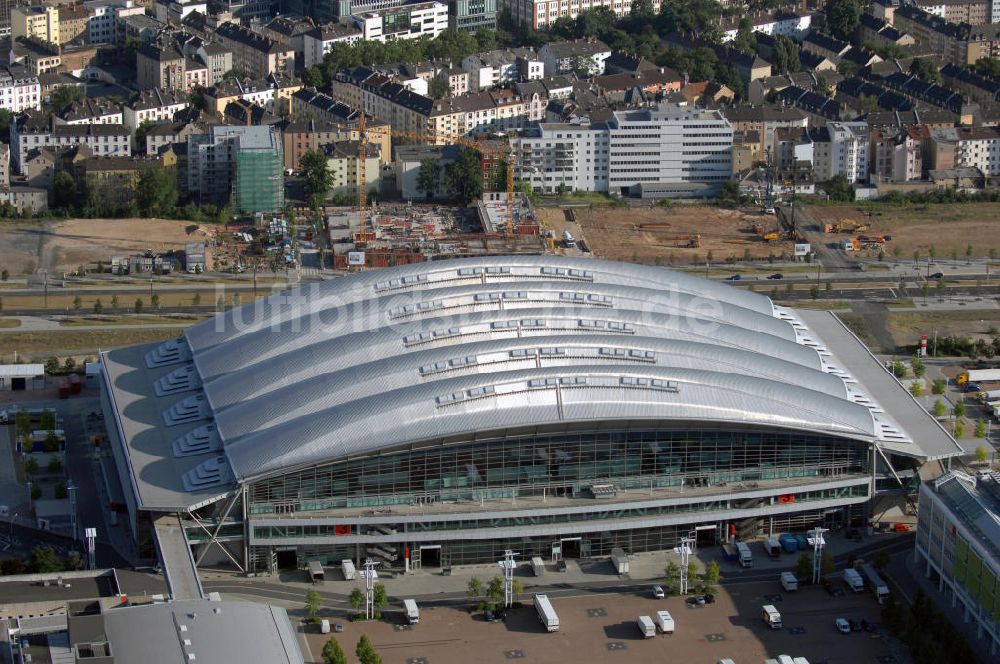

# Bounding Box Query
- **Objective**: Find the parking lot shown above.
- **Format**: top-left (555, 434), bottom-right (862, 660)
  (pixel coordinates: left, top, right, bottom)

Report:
top-left (302, 581), bottom-right (898, 664)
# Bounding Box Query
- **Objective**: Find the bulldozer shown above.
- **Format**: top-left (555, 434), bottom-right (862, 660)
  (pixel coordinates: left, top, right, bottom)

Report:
top-left (675, 235), bottom-right (701, 248)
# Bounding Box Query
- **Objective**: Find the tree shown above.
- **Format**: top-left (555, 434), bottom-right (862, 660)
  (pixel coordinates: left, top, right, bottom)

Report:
top-left (486, 575), bottom-right (504, 608)
top-left (53, 171), bottom-right (78, 213)
top-left (825, 0), bottom-right (862, 40)
top-left (29, 546), bottom-right (63, 573)
top-left (794, 552), bottom-right (812, 582)
top-left (444, 147), bottom-right (485, 204)
top-left (704, 560), bottom-right (721, 587)
top-left (427, 76), bottom-right (450, 99)
top-left (416, 158), bottom-right (440, 200)
top-left (50, 85), bottom-right (84, 111)
top-left (932, 378), bottom-right (946, 395)
top-left (302, 65), bottom-right (325, 89)
top-left (322, 637), bottom-right (347, 664)
top-left (955, 400), bottom-right (967, 418)
top-left (891, 358), bottom-right (906, 378)
top-left (304, 589), bottom-right (322, 623)
top-left (909, 380), bottom-right (923, 397)
top-left (873, 548), bottom-right (891, 572)
top-left (151, 293), bottom-right (160, 309)
top-left (93, 298), bottom-right (103, 314)
top-left (821, 551), bottom-right (835, 577)
top-left (372, 582), bottom-right (388, 617)
top-left (933, 400), bottom-right (947, 417)
top-left (733, 17), bottom-right (757, 54)
top-left (955, 421), bottom-right (965, 438)
top-left (30, 484), bottom-right (41, 501)
top-left (0, 109), bottom-right (11, 139)
top-left (301, 149), bottom-right (333, 208)
top-left (823, 174), bottom-right (855, 202)
top-left (467, 576), bottom-right (484, 605)
top-left (356, 635), bottom-right (382, 664)
top-left (912, 355), bottom-right (925, 378)
top-left (72, 295), bottom-right (82, 311)
top-left (975, 444), bottom-right (989, 464)
top-left (349, 588), bottom-right (364, 615)
top-left (134, 298), bottom-right (143, 313)
top-left (24, 456), bottom-right (38, 475)
top-left (663, 561), bottom-right (680, 595)
top-left (110, 294), bottom-right (119, 310)
top-left (810, 285), bottom-right (820, 300)
top-left (47, 457), bottom-right (62, 474)
top-left (136, 167), bottom-right (178, 217)
top-left (976, 419), bottom-right (988, 439)
top-left (511, 578), bottom-right (524, 603)
top-left (1, 268), bottom-right (8, 281)
top-left (631, 0), bottom-right (655, 19)
top-left (686, 561), bottom-right (699, 588)
top-left (193, 292), bottom-right (201, 306)
top-left (715, 180), bottom-right (741, 208)
top-left (911, 58), bottom-right (940, 84)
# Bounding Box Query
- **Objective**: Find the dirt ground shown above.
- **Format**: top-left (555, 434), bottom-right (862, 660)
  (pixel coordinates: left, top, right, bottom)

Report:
top-left (0, 218), bottom-right (212, 276)
top-left (536, 206), bottom-right (795, 265)
top-left (0, 328), bottom-right (181, 361)
top-left (303, 583), bottom-right (893, 664)
top-left (885, 310), bottom-right (1000, 347)
top-left (805, 203), bottom-right (1000, 259)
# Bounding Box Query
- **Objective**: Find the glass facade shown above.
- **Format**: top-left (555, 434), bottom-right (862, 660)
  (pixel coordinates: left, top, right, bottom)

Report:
top-left (236, 147), bottom-right (284, 214)
top-left (249, 428), bottom-right (869, 515)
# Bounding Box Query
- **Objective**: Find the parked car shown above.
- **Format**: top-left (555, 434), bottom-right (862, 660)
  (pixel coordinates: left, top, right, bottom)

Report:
top-left (849, 619), bottom-right (862, 632)
top-left (767, 273), bottom-right (784, 280)
top-left (703, 593), bottom-right (715, 604)
top-left (892, 523), bottom-right (912, 532)
top-left (836, 618), bottom-right (851, 634)
top-left (725, 274), bottom-right (742, 281)
top-left (685, 595), bottom-right (706, 607)
top-left (929, 272), bottom-right (944, 279)
top-left (652, 585), bottom-right (665, 599)
top-left (484, 610), bottom-right (500, 622)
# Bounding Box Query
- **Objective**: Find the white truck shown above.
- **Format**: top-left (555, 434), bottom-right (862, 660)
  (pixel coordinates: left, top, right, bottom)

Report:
top-left (403, 599), bottom-right (419, 624)
top-left (637, 615), bottom-right (656, 638)
top-left (780, 571), bottom-right (799, 592)
top-left (736, 542), bottom-right (753, 568)
top-left (531, 556), bottom-right (545, 576)
top-left (563, 230), bottom-right (576, 248)
top-left (534, 594), bottom-right (559, 632)
top-left (610, 547), bottom-right (629, 574)
top-left (762, 604), bottom-right (782, 630)
top-left (843, 568), bottom-right (864, 593)
top-left (320, 619), bottom-right (330, 634)
top-left (764, 537), bottom-right (781, 557)
top-left (859, 563), bottom-right (890, 604)
top-left (655, 610), bottom-right (675, 634)
top-left (341, 559), bottom-right (356, 580)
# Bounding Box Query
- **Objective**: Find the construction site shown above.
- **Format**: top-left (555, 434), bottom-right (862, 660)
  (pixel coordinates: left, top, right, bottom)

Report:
top-left (328, 193), bottom-right (548, 269)
top-left (541, 204), bottom-right (798, 265)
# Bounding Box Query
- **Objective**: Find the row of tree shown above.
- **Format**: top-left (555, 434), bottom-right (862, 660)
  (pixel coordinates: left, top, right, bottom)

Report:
top-left (0, 546), bottom-right (83, 575)
top-left (319, 634), bottom-right (382, 664)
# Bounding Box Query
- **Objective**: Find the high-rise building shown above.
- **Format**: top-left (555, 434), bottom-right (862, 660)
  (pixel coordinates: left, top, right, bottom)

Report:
top-left (187, 125), bottom-right (284, 213)
top-left (448, 0), bottom-right (496, 32)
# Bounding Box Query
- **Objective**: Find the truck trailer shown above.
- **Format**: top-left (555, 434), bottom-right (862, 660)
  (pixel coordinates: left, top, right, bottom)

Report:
top-left (655, 610), bottom-right (674, 634)
top-left (403, 599), bottom-right (419, 624)
top-left (531, 556), bottom-right (545, 576)
top-left (534, 594), bottom-right (559, 632)
top-left (762, 604), bottom-right (782, 630)
top-left (610, 547), bottom-right (629, 574)
top-left (637, 615), bottom-right (656, 638)
top-left (764, 538), bottom-right (781, 557)
top-left (736, 542), bottom-right (753, 568)
top-left (859, 563), bottom-right (889, 603)
top-left (958, 369), bottom-right (1000, 385)
top-left (341, 559), bottom-right (356, 580)
top-left (843, 568), bottom-right (864, 592)
top-left (780, 572), bottom-right (799, 592)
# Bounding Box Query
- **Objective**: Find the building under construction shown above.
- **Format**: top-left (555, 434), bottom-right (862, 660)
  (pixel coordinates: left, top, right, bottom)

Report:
top-left (330, 194), bottom-right (546, 269)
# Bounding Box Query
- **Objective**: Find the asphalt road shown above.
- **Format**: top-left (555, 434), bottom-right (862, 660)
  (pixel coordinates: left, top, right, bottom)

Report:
top-left (201, 535), bottom-right (915, 612)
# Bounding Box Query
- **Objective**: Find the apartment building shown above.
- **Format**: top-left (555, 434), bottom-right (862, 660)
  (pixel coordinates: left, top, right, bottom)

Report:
top-left (58, 4), bottom-right (89, 44)
top-left (538, 39), bottom-right (610, 77)
top-left (214, 21), bottom-right (294, 80)
top-left (723, 105), bottom-right (809, 163)
top-left (0, 70), bottom-right (41, 113)
top-left (719, 11), bottom-right (813, 42)
top-left (871, 125), bottom-right (923, 182)
top-left (12, 5), bottom-right (59, 46)
top-left (812, 122), bottom-right (870, 183)
top-left (187, 125), bottom-right (284, 212)
top-left (205, 74), bottom-right (301, 116)
top-left (76, 155), bottom-right (164, 209)
top-left (11, 113), bottom-right (131, 174)
top-left (502, 0), bottom-right (661, 30)
top-left (915, 471), bottom-right (1000, 657)
top-left (123, 88), bottom-right (189, 133)
top-left (53, 97), bottom-right (123, 125)
top-left (514, 104), bottom-right (733, 197)
top-left (449, 0), bottom-right (496, 32)
top-left (937, 125), bottom-right (1000, 175)
top-left (137, 41), bottom-right (188, 91)
top-left (325, 140), bottom-right (380, 196)
top-left (914, 0), bottom-right (989, 25)
top-left (460, 47), bottom-right (542, 92)
top-left (893, 6), bottom-right (1000, 65)
top-left (352, 1), bottom-right (449, 42)
top-left (84, 0), bottom-right (143, 44)
top-left (302, 22), bottom-right (362, 68)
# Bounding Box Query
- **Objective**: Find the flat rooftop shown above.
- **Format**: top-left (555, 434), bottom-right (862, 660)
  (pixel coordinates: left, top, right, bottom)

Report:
top-left (797, 309), bottom-right (964, 461)
top-left (0, 570), bottom-right (165, 607)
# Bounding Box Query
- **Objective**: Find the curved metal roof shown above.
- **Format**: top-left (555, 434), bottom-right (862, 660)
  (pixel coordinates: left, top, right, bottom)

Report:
top-left (166, 257), bottom-right (885, 482)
